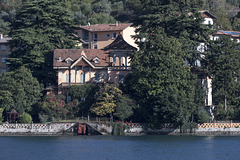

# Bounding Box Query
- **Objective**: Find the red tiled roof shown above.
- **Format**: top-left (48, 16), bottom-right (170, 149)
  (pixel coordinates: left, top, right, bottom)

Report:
top-left (104, 35), bottom-right (137, 51)
top-left (215, 30), bottom-right (240, 37)
top-left (79, 23), bottom-right (132, 32)
top-left (199, 10), bottom-right (217, 19)
top-left (53, 49), bottom-right (109, 68)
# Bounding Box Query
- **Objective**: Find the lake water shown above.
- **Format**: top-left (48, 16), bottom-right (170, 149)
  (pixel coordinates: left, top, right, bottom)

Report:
top-left (0, 135), bottom-right (240, 160)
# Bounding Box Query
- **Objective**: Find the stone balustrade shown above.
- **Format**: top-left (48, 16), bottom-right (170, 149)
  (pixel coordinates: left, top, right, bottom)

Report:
top-left (198, 122), bottom-right (240, 128)
top-left (0, 123), bottom-right (76, 134)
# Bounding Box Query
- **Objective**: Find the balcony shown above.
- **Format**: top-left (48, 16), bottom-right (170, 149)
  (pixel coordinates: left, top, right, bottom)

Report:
top-left (108, 66), bottom-right (131, 71)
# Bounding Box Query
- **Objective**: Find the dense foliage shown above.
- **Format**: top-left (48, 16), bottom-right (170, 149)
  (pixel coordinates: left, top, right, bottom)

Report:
top-left (19, 112), bottom-right (32, 123)
top-left (0, 0), bottom-right (239, 124)
top-left (0, 0), bottom-right (239, 34)
top-left (40, 93), bottom-right (67, 121)
top-left (204, 36), bottom-right (240, 110)
top-left (8, 0), bottom-right (77, 85)
top-left (0, 67), bottom-right (43, 114)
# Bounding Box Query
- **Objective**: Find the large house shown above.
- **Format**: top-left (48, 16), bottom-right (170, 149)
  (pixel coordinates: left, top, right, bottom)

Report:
top-left (53, 35), bottom-right (137, 95)
top-left (75, 22), bottom-right (137, 50)
top-left (0, 34), bottom-right (11, 74)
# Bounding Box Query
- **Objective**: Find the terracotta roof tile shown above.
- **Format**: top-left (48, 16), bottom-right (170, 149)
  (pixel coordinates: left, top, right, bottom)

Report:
top-left (199, 10), bottom-right (217, 19)
top-left (79, 23), bottom-right (132, 32)
top-left (215, 30), bottom-right (240, 37)
top-left (53, 49), bottom-right (109, 68)
top-left (104, 35), bottom-right (137, 51)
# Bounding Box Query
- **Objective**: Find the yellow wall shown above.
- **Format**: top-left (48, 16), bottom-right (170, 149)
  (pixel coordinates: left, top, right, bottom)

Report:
top-left (57, 68), bottom-right (108, 85)
top-left (88, 31), bottom-right (121, 49)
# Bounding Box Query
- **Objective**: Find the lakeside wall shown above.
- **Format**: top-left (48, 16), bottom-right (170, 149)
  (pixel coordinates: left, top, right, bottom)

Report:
top-left (0, 123), bottom-right (75, 135)
top-left (2, 122), bottom-right (240, 135)
top-left (125, 122), bottom-right (240, 135)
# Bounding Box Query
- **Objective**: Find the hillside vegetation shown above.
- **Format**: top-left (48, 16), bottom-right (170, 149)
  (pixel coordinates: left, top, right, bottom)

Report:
top-left (0, 0), bottom-right (239, 34)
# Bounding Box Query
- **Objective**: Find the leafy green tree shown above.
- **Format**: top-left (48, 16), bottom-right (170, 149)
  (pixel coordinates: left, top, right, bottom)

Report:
top-left (93, 0), bottom-right (112, 14)
top-left (230, 11), bottom-right (240, 31)
top-left (115, 95), bottom-right (136, 121)
top-left (68, 84), bottom-right (99, 117)
top-left (204, 36), bottom-right (240, 110)
top-left (19, 112), bottom-right (32, 123)
top-left (0, 67), bottom-right (43, 113)
top-left (89, 13), bottom-right (115, 24)
top-left (8, 0), bottom-right (77, 85)
top-left (91, 83), bottom-right (122, 121)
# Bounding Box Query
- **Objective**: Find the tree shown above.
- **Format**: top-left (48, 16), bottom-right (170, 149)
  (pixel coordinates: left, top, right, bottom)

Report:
top-left (68, 84), bottom-right (99, 117)
top-left (19, 112), bottom-right (32, 123)
top-left (8, 0), bottom-right (77, 85)
top-left (230, 11), bottom-right (240, 31)
top-left (41, 93), bottom-right (67, 120)
top-left (91, 83), bottom-right (122, 122)
top-left (204, 36), bottom-right (240, 110)
top-left (129, 30), bottom-right (199, 129)
top-left (134, 0), bottom-right (212, 66)
top-left (115, 95), bottom-right (136, 121)
top-left (0, 67), bottom-right (43, 113)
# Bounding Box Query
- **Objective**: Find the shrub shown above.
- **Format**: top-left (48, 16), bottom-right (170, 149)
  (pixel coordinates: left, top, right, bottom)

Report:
top-left (19, 112), bottom-right (32, 123)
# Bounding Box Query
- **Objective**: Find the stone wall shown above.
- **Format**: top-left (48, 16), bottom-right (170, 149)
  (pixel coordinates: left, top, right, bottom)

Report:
top-left (0, 123), bottom-right (75, 135)
top-left (125, 123), bottom-right (240, 135)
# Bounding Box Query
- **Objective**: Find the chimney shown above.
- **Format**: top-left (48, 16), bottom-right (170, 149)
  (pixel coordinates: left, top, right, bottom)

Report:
top-left (116, 21), bottom-right (118, 26)
top-left (58, 56), bottom-right (62, 62)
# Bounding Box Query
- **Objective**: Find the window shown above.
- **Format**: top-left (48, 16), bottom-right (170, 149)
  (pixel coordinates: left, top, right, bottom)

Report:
top-left (66, 74), bottom-right (71, 83)
top-left (113, 54), bottom-right (116, 63)
top-left (112, 32), bottom-right (117, 39)
top-left (94, 33), bottom-right (98, 41)
top-left (80, 73), bottom-right (85, 83)
top-left (106, 34), bottom-right (110, 37)
top-left (95, 73), bottom-right (100, 82)
top-left (1, 45), bottom-right (6, 51)
top-left (94, 45), bottom-right (97, 49)
top-left (65, 57), bottom-right (72, 63)
top-left (94, 59), bottom-right (99, 64)
top-left (67, 92), bottom-right (71, 103)
top-left (1, 57), bottom-right (6, 63)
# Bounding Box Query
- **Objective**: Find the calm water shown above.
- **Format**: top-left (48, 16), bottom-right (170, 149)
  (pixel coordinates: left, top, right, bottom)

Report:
top-left (0, 135), bottom-right (239, 160)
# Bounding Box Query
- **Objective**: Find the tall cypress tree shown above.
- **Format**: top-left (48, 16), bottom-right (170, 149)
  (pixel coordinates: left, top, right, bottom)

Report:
top-left (8, 0), bottom-right (77, 85)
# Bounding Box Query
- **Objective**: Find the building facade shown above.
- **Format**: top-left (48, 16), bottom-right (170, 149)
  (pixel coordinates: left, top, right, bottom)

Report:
top-left (53, 35), bottom-right (137, 94)
top-left (0, 34), bottom-right (11, 74)
top-left (75, 23), bottom-right (137, 50)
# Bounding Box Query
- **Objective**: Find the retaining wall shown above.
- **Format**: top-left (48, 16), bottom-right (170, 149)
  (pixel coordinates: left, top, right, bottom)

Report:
top-left (0, 123), bottom-right (75, 135)
top-left (125, 123), bottom-right (240, 135)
